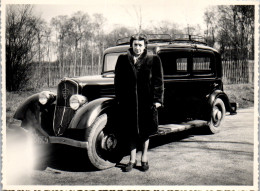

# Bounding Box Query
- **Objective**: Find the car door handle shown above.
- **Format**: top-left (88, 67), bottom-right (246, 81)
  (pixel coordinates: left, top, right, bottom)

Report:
top-left (213, 83), bottom-right (218, 87)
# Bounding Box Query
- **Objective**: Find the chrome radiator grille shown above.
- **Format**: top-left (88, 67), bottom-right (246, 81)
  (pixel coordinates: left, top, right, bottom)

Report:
top-left (53, 106), bottom-right (75, 136)
top-left (57, 80), bottom-right (79, 107)
top-left (53, 79), bottom-right (79, 136)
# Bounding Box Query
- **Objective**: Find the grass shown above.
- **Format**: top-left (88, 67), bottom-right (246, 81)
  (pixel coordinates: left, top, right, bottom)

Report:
top-left (224, 83), bottom-right (254, 109)
top-left (5, 83), bottom-right (254, 127)
top-left (5, 90), bottom-right (40, 126)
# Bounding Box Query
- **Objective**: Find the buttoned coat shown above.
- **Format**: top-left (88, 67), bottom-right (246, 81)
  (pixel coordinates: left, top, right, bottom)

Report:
top-left (114, 48), bottom-right (164, 139)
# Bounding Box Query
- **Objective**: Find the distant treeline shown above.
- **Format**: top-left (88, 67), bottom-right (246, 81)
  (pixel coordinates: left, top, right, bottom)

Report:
top-left (6, 5), bottom-right (254, 91)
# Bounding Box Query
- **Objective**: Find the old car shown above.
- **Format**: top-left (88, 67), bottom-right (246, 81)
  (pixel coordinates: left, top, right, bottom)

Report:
top-left (14, 34), bottom-right (237, 170)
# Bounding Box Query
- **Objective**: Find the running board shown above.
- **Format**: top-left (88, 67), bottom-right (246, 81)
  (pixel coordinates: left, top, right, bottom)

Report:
top-left (153, 120), bottom-right (208, 136)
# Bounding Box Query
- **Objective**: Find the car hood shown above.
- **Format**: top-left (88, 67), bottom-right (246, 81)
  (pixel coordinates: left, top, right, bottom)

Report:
top-left (70, 75), bottom-right (114, 86)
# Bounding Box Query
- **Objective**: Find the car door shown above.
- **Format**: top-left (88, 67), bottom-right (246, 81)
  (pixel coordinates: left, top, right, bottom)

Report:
top-left (187, 48), bottom-right (220, 119)
top-left (157, 48), bottom-right (193, 123)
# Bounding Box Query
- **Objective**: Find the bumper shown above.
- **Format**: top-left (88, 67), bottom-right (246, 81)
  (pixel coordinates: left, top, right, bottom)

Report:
top-left (48, 136), bottom-right (88, 148)
top-left (32, 132), bottom-right (88, 149)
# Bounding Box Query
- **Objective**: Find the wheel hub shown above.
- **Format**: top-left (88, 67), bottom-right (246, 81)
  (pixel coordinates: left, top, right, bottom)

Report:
top-left (101, 134), bottom-right (117, 151)
top-left (213, 107), bottom-right (222, 123)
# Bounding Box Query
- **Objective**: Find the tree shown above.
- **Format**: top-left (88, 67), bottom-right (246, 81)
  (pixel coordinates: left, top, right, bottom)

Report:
top-left (91, 13), bottom-right (106, 74)
top-left (69, 11), bottom-right (90, 76)
top-left (235, 5), bottom-right (254, 59)
top-left (204, 7), bottom-right (217, 47)
top-left (216, 5), bottom-right (254, 60)
top-left (6, 5), bottom-right (42, 91)
top-left (42, 26), bottom-right (53, 87)
top-left (104, 26), bottom-right (134, 48)
top-left (51, 15), bottom-right (71, 77)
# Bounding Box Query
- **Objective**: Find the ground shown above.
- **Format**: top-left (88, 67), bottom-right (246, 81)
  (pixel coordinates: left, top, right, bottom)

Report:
top-left (4, 107), bottom-right (256, 188)
top-left (3, 83), bottom-right (256, 189)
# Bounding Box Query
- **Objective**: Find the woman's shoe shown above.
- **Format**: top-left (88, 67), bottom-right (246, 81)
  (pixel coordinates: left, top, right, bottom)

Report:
top-left (141, 161), bottom-right (149, 172)
top-left (125, 160), bottom-right (137, 172)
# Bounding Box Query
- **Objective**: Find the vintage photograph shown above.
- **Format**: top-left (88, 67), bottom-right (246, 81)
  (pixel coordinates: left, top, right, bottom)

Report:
top-left (2, 0), bottom-right (258, 190)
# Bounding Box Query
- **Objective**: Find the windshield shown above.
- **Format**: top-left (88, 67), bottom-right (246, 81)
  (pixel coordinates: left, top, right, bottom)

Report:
top-left (103, 50), bottom-right (153, 73)
top-left (103, 52), bottom-right (123, 73)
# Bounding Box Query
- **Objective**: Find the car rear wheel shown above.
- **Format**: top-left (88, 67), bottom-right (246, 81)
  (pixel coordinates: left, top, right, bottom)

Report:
top-left (207, 98), bottom-right (226, 134)
top-left (85, 113), bottom-right (122, 170)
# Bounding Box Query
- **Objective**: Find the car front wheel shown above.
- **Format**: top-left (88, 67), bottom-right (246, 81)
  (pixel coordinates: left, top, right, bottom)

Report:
top-left (207, 98), bottom-right (226, 134)
top-left (85, 113), bottom-right (122, 170)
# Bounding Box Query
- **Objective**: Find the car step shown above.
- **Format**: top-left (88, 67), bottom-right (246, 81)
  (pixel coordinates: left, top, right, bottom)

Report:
top-left (154, 120), bottom-right (208, 136)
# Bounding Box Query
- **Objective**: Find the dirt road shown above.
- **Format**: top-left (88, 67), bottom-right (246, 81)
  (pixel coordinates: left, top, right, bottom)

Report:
top-left (4, 107), bottom-right (255, 187)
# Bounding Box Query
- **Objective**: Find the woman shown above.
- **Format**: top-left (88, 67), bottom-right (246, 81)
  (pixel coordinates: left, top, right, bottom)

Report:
top-left (115, 34), bottom-right (164, 172)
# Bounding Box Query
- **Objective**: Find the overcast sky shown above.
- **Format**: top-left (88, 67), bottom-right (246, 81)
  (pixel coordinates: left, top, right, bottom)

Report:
top-left (31, 0), bottom-right (214, 33)
top-left (6, 0), bottom-right (256, 34)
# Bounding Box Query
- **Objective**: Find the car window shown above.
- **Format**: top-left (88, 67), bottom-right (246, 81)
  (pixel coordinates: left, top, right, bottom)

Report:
top-left (158, 50), bottom-right (190, 77)
top-left (103, 50), bottom-right (154, 73)
top-left (192, 51), bottom-right (215, 77)
top-left (103, 53), bottom-right (122, 72)
top-left (176, 58), bottom-right (188, 71)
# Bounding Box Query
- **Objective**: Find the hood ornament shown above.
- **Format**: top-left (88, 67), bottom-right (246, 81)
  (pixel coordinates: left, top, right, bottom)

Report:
top-left (62, 87), bottom-right (69, 99)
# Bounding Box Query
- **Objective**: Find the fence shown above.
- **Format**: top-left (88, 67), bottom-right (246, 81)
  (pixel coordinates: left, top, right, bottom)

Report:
top-left (29, 59), bottom-right (254, 89)
top-left (29, 63), bottom-right (101, 89)
top-left (222, 60), bottom-right (254, 84)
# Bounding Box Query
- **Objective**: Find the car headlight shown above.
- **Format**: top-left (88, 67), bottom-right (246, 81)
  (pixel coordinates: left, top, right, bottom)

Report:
top-left (39, 91), bottom-right (56, 105)
top-left (69, 95), bottom-right (87, 110)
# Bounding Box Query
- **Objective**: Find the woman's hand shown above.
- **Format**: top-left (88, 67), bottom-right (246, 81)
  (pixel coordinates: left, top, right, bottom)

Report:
top-left (154, 102), bottom-right (162, 108)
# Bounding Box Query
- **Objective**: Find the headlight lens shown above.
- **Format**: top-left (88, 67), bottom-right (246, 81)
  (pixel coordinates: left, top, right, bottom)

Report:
top-left (69, 95), bottom-right (87, 110)
top-left (39, 91), bottom-right (55, 105)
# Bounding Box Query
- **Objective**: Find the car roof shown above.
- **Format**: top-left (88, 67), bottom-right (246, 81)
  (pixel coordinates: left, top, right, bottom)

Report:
top-left (104, 42), bottom-right (219, 55)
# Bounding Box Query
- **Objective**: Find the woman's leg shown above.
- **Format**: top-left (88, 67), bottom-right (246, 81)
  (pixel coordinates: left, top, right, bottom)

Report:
top-left (129, 139), bottom-right (137, 163)
top-left (140, 138), bottom-right (150, 171)
top-left (125, 137), bottom-right (137, 172)
top-left (141, 138), bottom-right (149, 162)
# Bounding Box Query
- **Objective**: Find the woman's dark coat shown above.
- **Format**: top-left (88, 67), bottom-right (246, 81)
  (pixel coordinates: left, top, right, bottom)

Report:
top-left (114, 48), bottom-right (164, 139)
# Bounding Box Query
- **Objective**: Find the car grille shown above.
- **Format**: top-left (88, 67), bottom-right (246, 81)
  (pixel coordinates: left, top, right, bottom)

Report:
top-left (57, 79), bottom-right (79, 106)
top-left (53, 106), bottom-right (75, 136)
top-left (53, 79), bottom-right (79, 136)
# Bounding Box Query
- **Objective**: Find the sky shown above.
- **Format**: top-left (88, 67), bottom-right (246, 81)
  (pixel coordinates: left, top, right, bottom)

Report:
top-left (31, 0), bottom-right (213, 33)
top-left (5, 0), bottom-right (258, 34)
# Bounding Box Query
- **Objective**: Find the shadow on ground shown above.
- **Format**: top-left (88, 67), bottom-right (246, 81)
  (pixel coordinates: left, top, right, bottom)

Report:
top-left (34, 126), bottom-right (211, 172)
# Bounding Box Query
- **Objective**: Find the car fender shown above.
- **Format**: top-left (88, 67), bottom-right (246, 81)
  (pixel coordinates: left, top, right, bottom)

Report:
top-left (208, 90), bottom-right (233, 113)
top-left (14, 93), bottom-right (56, 120)
top-left (13, 93), bottom-right (50, 136)
top-left (14, 94), bottom-right (40, 121)
top-left (69, 97), bottom-right (117, 129)
top-left (14, 93), bottom-right (56, 135)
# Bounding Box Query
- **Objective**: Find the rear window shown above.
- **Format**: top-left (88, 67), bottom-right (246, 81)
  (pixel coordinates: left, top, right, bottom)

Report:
top-left (158, 50), bottom-right (190, 77)
top-left (158, 50), bottom-right (216, 78)
top-left (177, 58), bottom-right (188, 71)
top-left (192, 51), bottom-right (215, 77)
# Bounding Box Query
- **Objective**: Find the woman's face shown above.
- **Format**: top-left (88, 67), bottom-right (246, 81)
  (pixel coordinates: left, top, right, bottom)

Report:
top-left (132, 40), bottom-right (145, 56)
